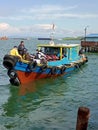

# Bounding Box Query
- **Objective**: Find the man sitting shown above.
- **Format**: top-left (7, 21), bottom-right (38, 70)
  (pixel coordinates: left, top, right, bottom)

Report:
top-left (9, 46), bottom-right (30, 63)
top-left (9, 46), bottom-right (22, 60)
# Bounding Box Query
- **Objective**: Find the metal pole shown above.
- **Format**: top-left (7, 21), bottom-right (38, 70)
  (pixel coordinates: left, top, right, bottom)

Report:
top-left (84, 28), bottom-right (86, 41)
top-left (84, 26), bottom-right (89, 41)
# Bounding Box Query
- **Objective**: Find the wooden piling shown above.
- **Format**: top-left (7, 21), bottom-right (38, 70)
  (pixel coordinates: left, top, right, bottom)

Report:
top-left (76, 107), bottom-right (90, 130)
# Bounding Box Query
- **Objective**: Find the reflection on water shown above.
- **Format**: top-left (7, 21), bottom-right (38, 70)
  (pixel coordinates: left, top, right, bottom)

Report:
top-left (19, 81), bottom-right (38, 96)
top-left (2, 77), bottom-right (69, 118)
top-left (19, 76), bottom-right (68, 96)
top-left (1, 77), bottom-right (72, 130)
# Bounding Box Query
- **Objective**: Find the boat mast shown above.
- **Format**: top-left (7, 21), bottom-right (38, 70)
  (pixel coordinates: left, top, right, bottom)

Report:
top-left (49, 24), bottom-right (55, 44)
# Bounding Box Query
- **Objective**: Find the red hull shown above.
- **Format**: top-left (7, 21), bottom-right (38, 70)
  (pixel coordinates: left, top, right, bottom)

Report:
top-left (17, 71), bottom-right (62, 84)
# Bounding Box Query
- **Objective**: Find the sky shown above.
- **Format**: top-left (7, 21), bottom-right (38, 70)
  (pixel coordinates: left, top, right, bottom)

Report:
top-left (0, 0), bottom-right (98, 38)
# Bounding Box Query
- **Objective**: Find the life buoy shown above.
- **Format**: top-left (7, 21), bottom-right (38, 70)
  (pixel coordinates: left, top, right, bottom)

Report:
top-left (9, 78), bottom-right (20, 86)
top-left (60, 66), bottom-right (66, 74)
top-left (7, 69), bottom-right (17, 79)
top-left (40, 64), bottom-right (47, 72)
top-left (51, 66), bottom-right (57, 74)
top-left (28, 61), bottom-right (37, 71)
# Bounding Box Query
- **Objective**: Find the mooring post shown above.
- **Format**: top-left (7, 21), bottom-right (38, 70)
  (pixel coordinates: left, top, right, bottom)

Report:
top-left (76, 107), bottom-right (90, 130)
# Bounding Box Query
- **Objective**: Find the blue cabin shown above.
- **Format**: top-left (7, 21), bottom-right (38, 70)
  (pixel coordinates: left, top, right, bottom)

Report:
top-left (37, 43), bottom-right (80, 66)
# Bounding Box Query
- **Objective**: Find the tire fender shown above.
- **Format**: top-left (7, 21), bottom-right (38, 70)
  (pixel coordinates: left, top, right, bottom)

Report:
top-left (9, 78), bottom-right (20, 86)
top-left (51, 66), bottom-right (57, 74)
top-left (61, 66), bottom-right (66, 74)
top-left (28, 61), bottom-right (37, 71)
top-left (7, 69), bottom-right (17, 79)
top-left (3, 55), bottom-right (18, 69)
top-left (40, 64), bottom-right (47, 72)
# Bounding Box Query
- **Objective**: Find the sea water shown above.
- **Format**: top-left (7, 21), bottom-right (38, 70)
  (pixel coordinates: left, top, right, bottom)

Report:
top-left (0, 39), bottom-right (98, 130)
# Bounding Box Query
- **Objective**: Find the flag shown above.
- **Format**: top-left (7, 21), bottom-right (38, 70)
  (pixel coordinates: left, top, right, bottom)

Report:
top-left (52, 24), bottom-right (55, 30)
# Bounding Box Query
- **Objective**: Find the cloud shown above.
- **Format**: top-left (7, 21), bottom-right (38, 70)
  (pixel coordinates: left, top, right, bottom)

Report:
top-left (0, 4), bottom-right (98, 37)
top-left (0, 22), bottom-right (54, 36)
top-left (0, 23), bottom-right (21, 35)
top-left (19, 5), bottom-right (98, 20)
top-left (0, 22), bottom-right (81, 37)
top-left (0, 23), bottom-right (10, 30)
top-left (0, 4), bottom-right (98, 22)
top-left (21, 5), bottom-right (78, 14)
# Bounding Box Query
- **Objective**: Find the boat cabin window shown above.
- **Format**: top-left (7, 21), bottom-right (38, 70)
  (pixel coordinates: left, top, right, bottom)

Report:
top-left (44, 47), bottom-right (59, 55)
top-left (44, 47), bottom-right (66, 55)
top-left (37, 46), bottom-right (67, 61)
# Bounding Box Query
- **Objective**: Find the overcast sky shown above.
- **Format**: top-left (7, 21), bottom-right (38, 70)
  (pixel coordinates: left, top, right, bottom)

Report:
top-left (0, 0), bottom-right (98, 38)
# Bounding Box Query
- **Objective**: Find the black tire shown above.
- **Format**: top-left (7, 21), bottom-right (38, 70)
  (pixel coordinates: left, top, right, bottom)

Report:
top-left (61, 66), bottom-right (66, 74)
top-left (3, 54), bottom-right (15, 61)
top-left (7, 69), bottom-right (17, 79)
top-left (3, 54), bottom-right (18, 63)
top-left (40, 64), bottom-right (47, 72)
top-left (28, 61), bottom-right (37, 71)
top-left (9, 78), bottom-right (20, 86)
top-left (51, 66), bottom-right (57, 74)
top-left (3, 55), bottom-right (18, 69)
top-left (3, 59), bottom-right (15, 69)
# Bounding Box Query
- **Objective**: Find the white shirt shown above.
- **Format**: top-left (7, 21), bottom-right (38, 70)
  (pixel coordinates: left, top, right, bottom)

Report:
top-left (38, 51), bottom-right (46, 59)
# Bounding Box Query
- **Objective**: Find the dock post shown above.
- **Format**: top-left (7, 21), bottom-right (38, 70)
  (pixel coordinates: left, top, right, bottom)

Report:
top-left (76, 107), bottom-right (90, 130)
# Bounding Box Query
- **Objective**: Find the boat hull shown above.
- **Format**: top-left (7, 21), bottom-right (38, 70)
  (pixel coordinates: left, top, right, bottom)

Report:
top-left (17, 70), bottom-right (61, 84)
top-left (9, 63), bottom-right (77, 85)
top-left (16, 66), bottom-right (75, 84)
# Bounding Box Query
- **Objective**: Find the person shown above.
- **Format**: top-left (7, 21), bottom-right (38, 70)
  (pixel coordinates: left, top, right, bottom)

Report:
top-left (9, 45), bottom-right (32, 63)
top-left (36, 49), bottom-right (46, 59)
top-left (79, 48), bottom-right (84, 55)
top-left (22, 48), bottom-right (28, 59)
top-left (18, 41), bottom-right (25, 56)
top-left (36, 49), bottom-right (47, 64)
top-left (9, 46), bottom-right (22, 60)
top-left (22, 48), bottom-right (33, 61)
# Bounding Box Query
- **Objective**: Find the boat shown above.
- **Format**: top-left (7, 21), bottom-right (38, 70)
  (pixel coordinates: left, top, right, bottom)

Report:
top-left (38, 38), bottom-right (52, 40)
top-left (3, 41), bottom-right (88, 86)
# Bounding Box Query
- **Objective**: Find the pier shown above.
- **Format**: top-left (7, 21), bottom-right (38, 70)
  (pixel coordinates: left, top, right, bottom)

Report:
top-left (81, 33), bottom-right (98, 52)
top-left (81, 41), bottom-right (98, 52)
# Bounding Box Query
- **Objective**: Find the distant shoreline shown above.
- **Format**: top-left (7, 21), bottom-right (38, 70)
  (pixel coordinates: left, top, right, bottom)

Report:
top-left (0, 36), bottom-right (83, 41)
top-left (63, 37), bottom-right (83, 40)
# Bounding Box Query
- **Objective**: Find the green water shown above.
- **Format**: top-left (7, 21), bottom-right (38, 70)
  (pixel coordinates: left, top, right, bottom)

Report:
top-left (0, 39), bottom-right (98, 130)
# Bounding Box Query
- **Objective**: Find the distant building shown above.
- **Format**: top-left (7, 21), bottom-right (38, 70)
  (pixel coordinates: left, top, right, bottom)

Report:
top-left (85, 33), bottom-right (98, 42)
top-left (0, 36), bottom-right (8, 40)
